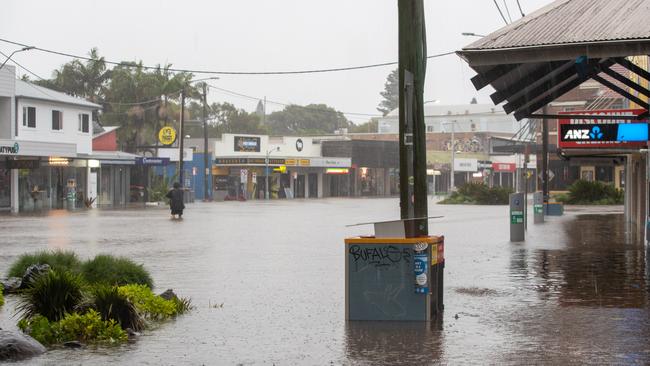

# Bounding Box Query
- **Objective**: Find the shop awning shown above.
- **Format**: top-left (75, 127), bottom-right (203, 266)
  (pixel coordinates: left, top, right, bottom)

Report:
top-left (456, 0), bottom-right (650, 121)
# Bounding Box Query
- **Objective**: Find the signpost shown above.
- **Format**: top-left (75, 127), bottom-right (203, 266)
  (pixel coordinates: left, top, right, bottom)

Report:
top-left (158, 126), bottom-right (177, 146)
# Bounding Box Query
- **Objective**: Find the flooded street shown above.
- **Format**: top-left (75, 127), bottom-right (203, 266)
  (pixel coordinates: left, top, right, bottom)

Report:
top-left (1, 198), bottom-right (648, 365)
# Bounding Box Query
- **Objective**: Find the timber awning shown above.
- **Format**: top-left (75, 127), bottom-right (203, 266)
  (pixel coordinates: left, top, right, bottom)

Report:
top-left (456, 0), bottom-right (650, 121)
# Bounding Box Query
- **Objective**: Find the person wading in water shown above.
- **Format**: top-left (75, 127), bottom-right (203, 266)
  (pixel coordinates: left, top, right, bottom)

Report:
top-left (166, 182), bottom-right (185, 219)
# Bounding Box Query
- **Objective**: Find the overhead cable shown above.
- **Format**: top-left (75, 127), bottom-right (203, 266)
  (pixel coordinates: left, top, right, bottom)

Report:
top-left (0, 37), bottom-right (455, 76)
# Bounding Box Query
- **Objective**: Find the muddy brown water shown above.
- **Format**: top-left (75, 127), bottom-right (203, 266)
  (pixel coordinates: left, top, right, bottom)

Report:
top-left (0, 199), bottom-right (647, 365)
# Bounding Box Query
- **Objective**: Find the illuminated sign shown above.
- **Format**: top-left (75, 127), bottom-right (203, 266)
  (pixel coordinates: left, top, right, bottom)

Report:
top-left (558, 109), bottom-right (649, 148)
top-left (326, 168), bottom-right (349, 175)
top-left (48, 157), bottom-right (70, 166)
top-left (492, 163), bottom-right (516, 172)
top-left (158, 126), bottom-right (177, 146)
top-left (234, 136), bottom-right (261, 152)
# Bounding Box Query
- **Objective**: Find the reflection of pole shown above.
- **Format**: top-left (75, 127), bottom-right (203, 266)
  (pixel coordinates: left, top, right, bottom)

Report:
top-left (541, 105), bottom-right (549, 204)
top-left (265, 153), bottom-right (270, 200)
top-left (179, 89), bottom-right (186, 187)
top-left (202, 83), bottom-right (210, 201)
top-left (451, 122), bottom-right (455, 192)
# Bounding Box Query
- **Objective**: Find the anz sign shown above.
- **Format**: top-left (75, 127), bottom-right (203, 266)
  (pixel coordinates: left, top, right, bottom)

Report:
top-left (559, 123), bottom-right (648, 148)
top-left (563, 126), bottom-right (604, 141)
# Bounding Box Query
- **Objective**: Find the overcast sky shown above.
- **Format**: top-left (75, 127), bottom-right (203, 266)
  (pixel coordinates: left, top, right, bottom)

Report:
top-left (1, 0), bottom-right (551, 123)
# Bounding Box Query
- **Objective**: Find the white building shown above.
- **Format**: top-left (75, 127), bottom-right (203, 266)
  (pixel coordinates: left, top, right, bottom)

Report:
top-left (212, 134), bottom-right (351, 199)
top-left (0, 65), bottom-right (105, 212)
top-left (377, 103), bottom-right (523, 134)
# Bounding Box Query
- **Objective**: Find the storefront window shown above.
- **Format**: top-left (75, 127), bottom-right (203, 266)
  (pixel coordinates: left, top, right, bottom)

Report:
top-left (0, 169), bottom-right (10, 209)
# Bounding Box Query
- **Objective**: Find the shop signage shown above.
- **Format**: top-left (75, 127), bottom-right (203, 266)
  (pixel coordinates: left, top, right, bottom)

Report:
top-left (0, 142), bottom-right (19, 155)
top-left (453, 158), bottom-right (478, 172)
top-left (310, 157), bottom-right (351, 168)
top-left (240, 169), bottom-right (248, 183)
top-left (135, 157), bottom-right (170, 166)
top-left (477, 160), bottom-right (492, 169)
top-left (215, 176), bottom-right (229, 190)
top-left (6, 159), bottom-right (39, 169)
top-left (558, 109), bottom-right (648, 148)
top-left (215, 157), bottom-right (285, 165)
top-left (295, 138), bottom-right (304, 152)
top-left (492, 163), bottom-right (516, 172)
top-left (234, 136), bottom-right (261, 152)
top-left (158, 126), bottom-right (177, 146)
top-left (299, 159), bottom-right (310, 166)
top-left (326, 168), bottom-right (349, 175)
top-left (285, 159), bottom-right (297, 166)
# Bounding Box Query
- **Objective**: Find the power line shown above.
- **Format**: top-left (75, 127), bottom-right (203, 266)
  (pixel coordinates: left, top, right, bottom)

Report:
top-left (516, 0), bottom-right (525, 17)
top-left (502, 0), bottom-right (513, 23)
top-left (492, 0), bottom-right (509, 25)
top-left (0, 37), bottom-right (455, 76)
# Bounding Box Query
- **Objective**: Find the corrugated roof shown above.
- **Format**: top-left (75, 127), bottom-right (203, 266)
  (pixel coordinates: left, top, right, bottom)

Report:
top-left (15, 79), bottom-right (102, 109)
top-left (464, 0), bottom-right (650, 51)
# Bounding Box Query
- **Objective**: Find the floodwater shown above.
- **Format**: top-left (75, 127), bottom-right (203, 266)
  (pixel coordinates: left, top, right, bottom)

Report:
top-left (0, 198), bottom-right (648, 365)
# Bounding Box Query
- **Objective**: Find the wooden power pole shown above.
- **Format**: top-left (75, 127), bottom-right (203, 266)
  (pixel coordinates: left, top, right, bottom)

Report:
top-left (398, 0), bottom-right (428, 237)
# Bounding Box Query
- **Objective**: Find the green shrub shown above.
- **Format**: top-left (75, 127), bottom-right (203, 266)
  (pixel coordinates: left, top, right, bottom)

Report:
top-left (82, 255), bottom-right (153, 288)
top-left (118, 284), bottom-right (190, 320)
top-left (7, 250), bottom-right (81, 278)
top-left (93, 285), bottom-right (144, 331)
top-left (439, 183), bottom-right (512, 205)
top-left (0, 283), bottom-right (4, 307)
top-left (16, 270), bottom-right (85, 322)
top-left (563, 180), bottom-right (623, 204)
top-left (18, 310), bottom-right (127, 345)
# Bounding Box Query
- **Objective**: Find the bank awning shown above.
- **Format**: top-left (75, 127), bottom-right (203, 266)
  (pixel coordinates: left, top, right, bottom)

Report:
top-left (456, 0), bottom-right (650, 121)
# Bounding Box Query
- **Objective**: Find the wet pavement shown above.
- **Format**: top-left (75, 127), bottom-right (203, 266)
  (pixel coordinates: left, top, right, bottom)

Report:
top-left (0, 198), bottom-right (648, 365)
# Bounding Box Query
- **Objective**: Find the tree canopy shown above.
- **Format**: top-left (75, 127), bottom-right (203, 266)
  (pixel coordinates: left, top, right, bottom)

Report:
top-left (377, 68), bottom-right (398, 116)
top-left (266, 104), bottom-right (349, 135)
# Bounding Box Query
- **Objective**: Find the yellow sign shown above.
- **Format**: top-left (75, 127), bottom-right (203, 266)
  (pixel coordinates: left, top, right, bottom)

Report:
top-left (273, 165), bottom-right (287, 173)
top-left (158, 126), bottom-right (177, 146)
top-left (299, 159), bottom-right (310, 166)
top-left (285, 159), bottom-right (297, 166)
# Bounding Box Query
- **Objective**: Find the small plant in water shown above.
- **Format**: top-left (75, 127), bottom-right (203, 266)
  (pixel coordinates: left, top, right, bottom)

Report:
top-left (8, 250), bottom-right (81, 278)
top-left (93, 285), bottom-right (145, 331)
top-left (82, 255), bottom-right (153, 288)
top-left (16, 270), bottom-right (85, 322)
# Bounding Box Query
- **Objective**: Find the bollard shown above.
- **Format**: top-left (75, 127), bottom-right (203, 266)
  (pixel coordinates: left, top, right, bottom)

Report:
top-left (533, 192), bottom-right (544, 224)
top-left (509, 193), bottom-right (525, 242)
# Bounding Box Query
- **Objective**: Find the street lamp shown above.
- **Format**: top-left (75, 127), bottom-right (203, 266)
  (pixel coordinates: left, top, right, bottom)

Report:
top-left (461, 32), bottom-right (486, 38)
top-left (265, 146), bottom-right (280, 200)
top-left (0, 46), bottom-right (35, 70)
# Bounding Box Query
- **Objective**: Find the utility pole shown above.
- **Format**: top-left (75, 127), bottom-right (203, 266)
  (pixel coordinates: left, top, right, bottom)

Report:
top-left (179, 89), bottom-right (186, 188)
top-left (202, 83), bottom-right (210, 201)
top-left (398, 0), bottom-right (428, 237)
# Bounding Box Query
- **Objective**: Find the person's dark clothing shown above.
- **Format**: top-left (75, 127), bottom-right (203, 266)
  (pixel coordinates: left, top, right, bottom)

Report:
top-left (166, 188), bottom-right (185, 216)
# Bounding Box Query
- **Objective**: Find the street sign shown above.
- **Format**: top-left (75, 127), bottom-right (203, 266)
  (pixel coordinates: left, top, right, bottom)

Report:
top-left (158, 126), bottom-right (177, 146)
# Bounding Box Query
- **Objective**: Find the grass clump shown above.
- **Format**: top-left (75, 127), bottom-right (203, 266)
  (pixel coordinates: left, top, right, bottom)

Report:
top-left (82, 255), bottom-right (153, 288)
top-left (93, 285), bottom-right (144, 331)
top-left (118, 284), bottom-right (191, 320)
top-left (7, 250), bottom-right (81, 278)
top-left (439, 183), bottom-right (512, 205)
top-left (0, 283), bottom-right (4, 307)
top-left (16, 270), bottom-right (85, 322)
top-left (18, 310), bottom-right (127, 346)
top-left (555, 180), bottom-right (623, 205)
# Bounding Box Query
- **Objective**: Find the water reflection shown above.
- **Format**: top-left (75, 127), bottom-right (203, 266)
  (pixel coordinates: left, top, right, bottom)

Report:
top-left (344, 321), bottom-right (444, 365)
top-left (510, 214), bottom-right (648, 307)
